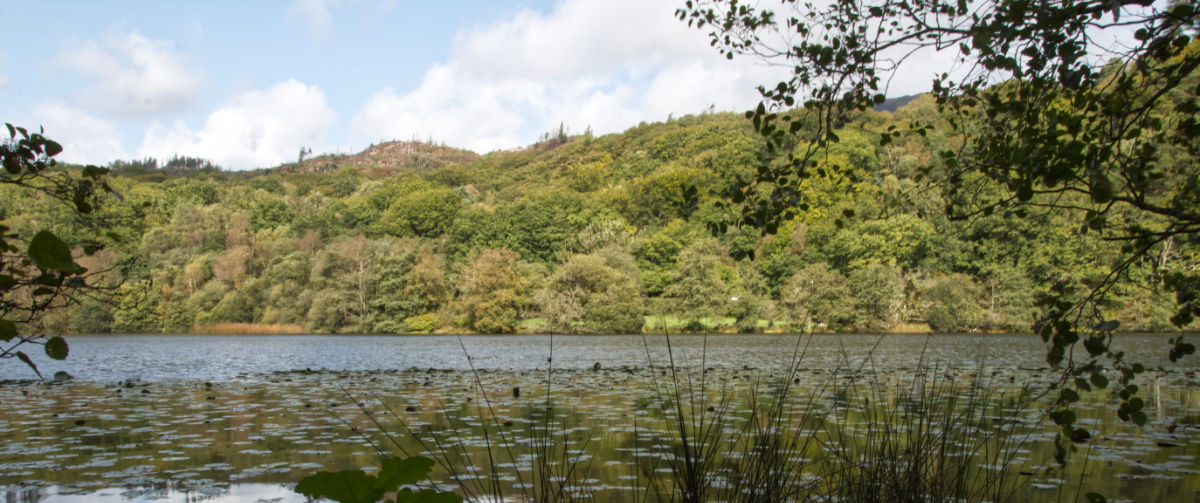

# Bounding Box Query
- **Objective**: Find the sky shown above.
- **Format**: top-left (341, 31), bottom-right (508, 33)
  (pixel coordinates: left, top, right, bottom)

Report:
top-left (0, 0), bottom-right (940, 170)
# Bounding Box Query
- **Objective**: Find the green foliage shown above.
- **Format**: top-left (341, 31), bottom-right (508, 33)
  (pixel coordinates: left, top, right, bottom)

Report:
top-left (781, 262), bottom-right (850, 330)
top-left (0, 124), bottom-right (114, 375)
top-left (70, 299), bottom-right (113, 334)
top-left (539, 251), bottom-right (644, 334)
top-left (846, 263), bottom-right (904, 332)
top-left (378, 188), bottom-right (462, 238)
top-left (209, 287), bottom-right (256, 324)
top-left (455, 248), bottom-right (541, 333)
top-left (679, 0), bottom-right (1200, 441)
top-left (372, 244), bottom-right (446, 333)
top-left (403, 313), bottom-right (438, 334)
top-left (109, 283), bottom-right (162, 333)
top-left (249, 193), bottom-right (292, 231)
top-left (295, 455), bottom-right (461, 503)
top-left (921, 274), bottom-right (985, 333)
top-left (7, 107), bottom-right (1193, 340)
top-left (662, 239), bottom-right (733, 330)
top-left (496, 189), bottom-right (605, 264)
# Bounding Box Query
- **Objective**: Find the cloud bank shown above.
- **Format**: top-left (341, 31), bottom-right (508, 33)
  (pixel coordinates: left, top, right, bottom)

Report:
top-left (351, 0), bottom-right (784, 153)
top-left (57, 32), bottom-right (200, 118)
top-left (31, 102), bottom-right (129, 164)
top-left (139, 80), bottom-right (336, 170)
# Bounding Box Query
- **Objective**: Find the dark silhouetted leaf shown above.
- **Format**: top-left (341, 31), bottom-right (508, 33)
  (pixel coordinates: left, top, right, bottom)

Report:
top-left (376, 456), bottom-right (434, 493)
top-left (295, 470), bottom-right (382, 503)
top-left (0, 319), bottom-right (15, 342)
top-left (16, 351), bottom-right (41, 379)
top-left (45, 336), bottom-right (68, 360)
top-left (28, 231), bottom-right (82, 274)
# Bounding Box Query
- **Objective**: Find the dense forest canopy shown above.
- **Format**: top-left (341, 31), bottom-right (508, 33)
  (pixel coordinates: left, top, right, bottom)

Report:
top-left (2, 93), bottom-right (1193, 337)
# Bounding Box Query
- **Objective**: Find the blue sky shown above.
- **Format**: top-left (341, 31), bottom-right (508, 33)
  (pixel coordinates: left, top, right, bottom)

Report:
top-left (1, 0), bottom-right (929, 170)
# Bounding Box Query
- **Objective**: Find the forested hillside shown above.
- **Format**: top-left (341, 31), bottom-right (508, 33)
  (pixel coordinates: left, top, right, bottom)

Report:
top-left (5, 97), bottom-right (1191, 335)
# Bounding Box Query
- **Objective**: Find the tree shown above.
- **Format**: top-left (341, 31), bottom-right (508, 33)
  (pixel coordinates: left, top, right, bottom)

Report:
top-left (780, 262), bottom-right (850, 331)
top-left (662, 239), bottom-right (733, 330)
top-left (679, 0), bottom-right (1198, 442)
top-left (538, 251), bottom-right (644, 334)
top-left (377, 187), bottom-right (462, 238)
top-left (921, 274), bottom-right (986, 333)
top-left (372, 243), bottom-right (447, 333)
top-left (1, 124), bottom-right (115, 376)
top-left (326, 235), bottom-right (389, 333)
top-left (847, 262), bottom-right (905, 332)
top-left (455, 248), bottom-right (542, 333)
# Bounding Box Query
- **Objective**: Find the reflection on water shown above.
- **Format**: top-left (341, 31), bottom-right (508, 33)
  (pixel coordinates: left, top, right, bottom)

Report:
top-left (0, 334), bottom-right (1196, 502)
top-left (1, 482), bottom-right (304, 502)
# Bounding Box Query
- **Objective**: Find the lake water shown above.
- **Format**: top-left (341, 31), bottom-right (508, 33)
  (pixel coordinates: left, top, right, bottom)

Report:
top-left (0, 333), bottom-right (1177, 382)
top-left (0, 333), bottom-right (1197, 502)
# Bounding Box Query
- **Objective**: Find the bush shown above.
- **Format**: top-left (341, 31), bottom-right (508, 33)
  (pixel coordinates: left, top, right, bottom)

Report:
top-left (403, 313), bottom-right (438, 333)
top-left (922, 274), bottom-right (985, 333)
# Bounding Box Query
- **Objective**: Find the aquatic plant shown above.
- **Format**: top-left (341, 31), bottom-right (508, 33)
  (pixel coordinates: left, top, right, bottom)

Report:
top-left (306, 332), bottom-right (1050, 503)
top-left (295, 455), bottom-right (461, 503)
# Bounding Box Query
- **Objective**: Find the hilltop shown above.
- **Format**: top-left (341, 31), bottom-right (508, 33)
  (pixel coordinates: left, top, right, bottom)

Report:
top-left (277, 140), bottom-right (481, 177)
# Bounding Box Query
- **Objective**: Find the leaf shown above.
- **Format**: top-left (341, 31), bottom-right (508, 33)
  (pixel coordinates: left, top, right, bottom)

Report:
top-left (376, 456), bottom-right (435, 493)
top-left (1083, 336), bottom-right (1107, 356)
top-left (1090, 174), bottom-right (1113, 203)
top-left (1093, 320), bottom-right (1119, 332)
top-left (1049, 409), bottom-right (1075, 426)
top-left (28, 231), bottom-right (83, 274)
top-left (43, 140), bottom-right (62, 157)
top-left (1070, 428), bottom-right (1092, 443)
top-left (44, 336), bottom-right (68, 360)
top-left (16, 351), bottom-right (41, 379)
top-left (1131, 410), bottom-right (1147, 426)
top-left (295, 470), bottom-right (383, 503)
top-left (1084, 492), bottom-right (1108, 503)
top-left (82, 165), bottom-right (108, 178)
top-left (1016, 184), bottom-right (1033, 201)
top-left (0, 319), bottom-right (16, 342)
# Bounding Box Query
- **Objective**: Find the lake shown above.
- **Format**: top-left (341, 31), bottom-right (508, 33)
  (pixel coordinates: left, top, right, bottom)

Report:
top-left (0, 333), bottom-right (1169, 382)
top-left (0, 333), bottom-right (1196, 502)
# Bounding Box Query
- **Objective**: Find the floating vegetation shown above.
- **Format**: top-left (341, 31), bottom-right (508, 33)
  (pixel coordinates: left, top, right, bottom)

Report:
top-left (0, 347), bottom-right (1196, 501)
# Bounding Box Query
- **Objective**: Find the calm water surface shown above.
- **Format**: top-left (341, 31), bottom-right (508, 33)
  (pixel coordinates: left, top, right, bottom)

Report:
top-left (0, 334), bottom-right (1196, 502)
top-left (0, 333), bottom-right (1179, 382)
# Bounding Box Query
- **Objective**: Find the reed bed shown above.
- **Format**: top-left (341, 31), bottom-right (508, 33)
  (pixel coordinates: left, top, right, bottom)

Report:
top-left (329, 333), bottom-right (1052, 503)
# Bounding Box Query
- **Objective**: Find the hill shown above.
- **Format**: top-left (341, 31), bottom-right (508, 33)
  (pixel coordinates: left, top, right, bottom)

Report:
top-left (277, 140), bottom-right (481, 177)
top-left (5, 107), bottom-right (1189, 336)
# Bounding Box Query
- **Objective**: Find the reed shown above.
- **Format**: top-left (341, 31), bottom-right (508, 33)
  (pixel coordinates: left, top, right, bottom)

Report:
top-left (318, 333), bottom-right (1051, 503)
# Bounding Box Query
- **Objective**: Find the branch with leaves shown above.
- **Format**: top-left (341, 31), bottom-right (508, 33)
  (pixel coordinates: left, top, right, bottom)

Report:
top-left (678, 0), bottom-right (1199, 446)
top-left (1, 123), bottom-right (119, 377)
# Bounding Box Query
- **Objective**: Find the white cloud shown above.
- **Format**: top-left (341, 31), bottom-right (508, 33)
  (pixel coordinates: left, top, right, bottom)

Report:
top-left (139, 80), bottom-right (336, 170)
top-left (351, 0), bottom-right (785, 152)
top-left (58, 32), bottom-right (200, 118)
top-left (288, 0), bottom-right (397, 35)
top-left (288, 0), bottom-right (336, 34)
top-left (29, 102), bottom-right (128, 164)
